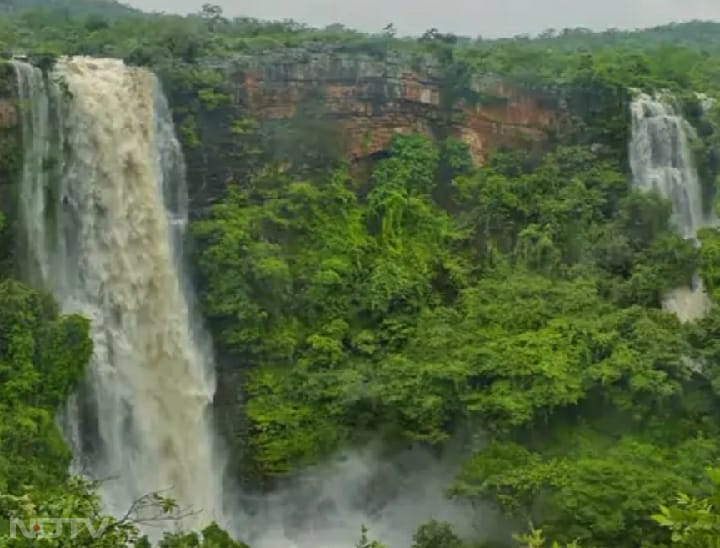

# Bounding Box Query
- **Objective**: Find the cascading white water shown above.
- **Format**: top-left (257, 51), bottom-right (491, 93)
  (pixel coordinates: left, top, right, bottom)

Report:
top-left (14, 61), bottom-right (56, 286)
top-left (13, 57), bottom-right (225, 534)
top-left (629, 92), bottom-right (715, 322)
top-left (630, 92), bottom-right (708, 238)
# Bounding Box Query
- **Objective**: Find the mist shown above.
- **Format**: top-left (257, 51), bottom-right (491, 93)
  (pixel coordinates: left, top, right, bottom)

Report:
top-left (228, 443), bottom-right (504, 548)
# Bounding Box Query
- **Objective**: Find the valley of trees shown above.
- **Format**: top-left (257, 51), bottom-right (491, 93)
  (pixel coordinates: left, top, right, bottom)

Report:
top-left (6, 1), bottom-right (720, 547)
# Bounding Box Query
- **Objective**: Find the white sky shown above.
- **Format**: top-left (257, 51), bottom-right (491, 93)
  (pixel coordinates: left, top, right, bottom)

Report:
top-left (122, 0), bottom-right (720, 38)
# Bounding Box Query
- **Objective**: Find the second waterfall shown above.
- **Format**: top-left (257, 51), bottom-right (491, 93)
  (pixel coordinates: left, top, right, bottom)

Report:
top-left (13, 57), bottom-right (226, 532)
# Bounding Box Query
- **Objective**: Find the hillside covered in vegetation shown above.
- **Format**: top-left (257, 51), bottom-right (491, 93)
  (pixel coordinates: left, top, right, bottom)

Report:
top-left (4, 1), bottom-right (720, 547)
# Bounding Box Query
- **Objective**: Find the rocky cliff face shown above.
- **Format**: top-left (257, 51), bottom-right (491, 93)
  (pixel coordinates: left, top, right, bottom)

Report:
top-left (0, 49), bottom-right (560, 216)
top-left (228, 47), bottom-right (556, 163)
top-left (178, 47), bottom-right (560, 212)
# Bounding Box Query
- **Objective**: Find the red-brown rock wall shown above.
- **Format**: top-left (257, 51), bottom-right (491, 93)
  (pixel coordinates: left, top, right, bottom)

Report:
top-left (228, 49), bottom-right (558, 164)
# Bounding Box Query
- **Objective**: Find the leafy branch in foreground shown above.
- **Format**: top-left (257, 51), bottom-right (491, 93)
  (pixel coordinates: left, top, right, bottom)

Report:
top-left (514, 526), bottom-right (581, 548)
top-left (652, 468), bottom-right (720, 548)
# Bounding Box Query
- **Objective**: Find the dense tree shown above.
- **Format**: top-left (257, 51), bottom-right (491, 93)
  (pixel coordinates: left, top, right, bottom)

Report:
top-left (412, 520), bottom-right (463, 548)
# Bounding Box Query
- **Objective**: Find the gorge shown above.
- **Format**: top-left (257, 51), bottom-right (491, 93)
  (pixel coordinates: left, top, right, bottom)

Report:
top-left (4, 5), bottom-right (720, 548)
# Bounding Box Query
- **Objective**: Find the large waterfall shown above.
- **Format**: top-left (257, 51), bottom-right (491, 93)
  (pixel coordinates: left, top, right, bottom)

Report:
top-left (629, 92), bottom-right (714, 322)
top-left (13, 57), bottom-right (225, 533)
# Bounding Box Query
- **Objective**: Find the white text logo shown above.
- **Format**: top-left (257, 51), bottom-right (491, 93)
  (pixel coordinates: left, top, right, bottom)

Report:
top-left (10, 518), bottom-right (111, 539)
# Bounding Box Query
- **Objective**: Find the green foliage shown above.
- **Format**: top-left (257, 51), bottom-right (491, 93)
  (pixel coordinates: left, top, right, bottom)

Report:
top-left (454, 434), bottom-right (720, 546)
top-left (178, 115), bottom-right (201, 149)
top-left (0, 211), bottom-right (7, 272)
top-left (0, 479), bottom-right (142, 547)
top-left (194, 124), bottom-right (708, 513)
top-left (514, 527), bottom-right (581, 548)
top-left (192, 116), bottom-right (720, 547)
top-left (0, 480), bottom-right (234, 547)
top-left (412, 520), bottom-right (463, 548)
top-left (0, 279), bottom-right (91, 492)
top-left (157, 523), bottom-right (250, 548)
top-left (0, 0), bottom-right (138, 17)
top-left (698, 227), bottom-right (720, 302)
top-left (653, 468), bottom-right (720, 548)
top-left (196, 87), bottom-right (230, 111)
top-left (438, 139), bottom-right (474, 185)
top-left (356, 525), bottom-right (387, 548)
